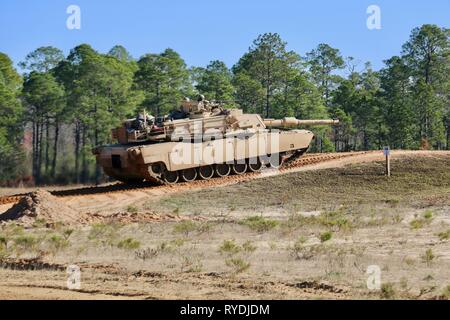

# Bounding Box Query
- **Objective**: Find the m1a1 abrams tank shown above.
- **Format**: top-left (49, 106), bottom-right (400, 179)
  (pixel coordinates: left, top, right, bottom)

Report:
top-left (93, 96), bottom-right (339, 184)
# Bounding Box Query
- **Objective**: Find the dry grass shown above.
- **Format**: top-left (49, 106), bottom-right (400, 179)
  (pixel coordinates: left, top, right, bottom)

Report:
top-left (1, 155), bottom-right (449, 299)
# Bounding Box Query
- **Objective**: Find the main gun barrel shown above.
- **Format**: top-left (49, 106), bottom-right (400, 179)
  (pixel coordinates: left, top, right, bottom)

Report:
top-left (263, 117), bottom-right (339, 128)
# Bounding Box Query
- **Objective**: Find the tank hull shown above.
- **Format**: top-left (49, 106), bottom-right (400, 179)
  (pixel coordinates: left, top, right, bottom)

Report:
top-left (95, 129), bottom-right (314, 183)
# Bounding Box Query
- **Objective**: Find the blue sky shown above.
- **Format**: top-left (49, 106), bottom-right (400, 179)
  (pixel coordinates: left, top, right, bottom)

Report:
top-left (1, 0), bottom-right (448, 72)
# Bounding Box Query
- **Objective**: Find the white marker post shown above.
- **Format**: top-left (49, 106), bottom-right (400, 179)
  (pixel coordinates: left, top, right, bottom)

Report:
top-left (383, 146), bottom-right (390, 177)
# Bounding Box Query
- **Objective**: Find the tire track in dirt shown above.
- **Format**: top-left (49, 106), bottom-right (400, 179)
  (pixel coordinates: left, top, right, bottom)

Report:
top-left (0, 258), bottom-right (351, 299)
top-left (0, 195), bottom-right (25, 205)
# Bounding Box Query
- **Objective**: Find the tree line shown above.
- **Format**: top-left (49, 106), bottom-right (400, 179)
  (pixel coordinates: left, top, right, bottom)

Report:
top-left (0, 24), bottom-right (448, 186)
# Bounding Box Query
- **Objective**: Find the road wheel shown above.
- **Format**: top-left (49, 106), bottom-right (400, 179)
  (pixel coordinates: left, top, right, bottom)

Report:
top-left (215, 164), bottom-right (231, 177)
top-left (232, 162), bottom-right (247, 175)
top-left (180, 168), bottom-right (197, 182)
top-left (198, 165), bottom-right (214, 180)
top-left (267, 154), bottom-right (283, 169)
top-left (162, 171), bottom-right (179, 184)
top-left (247, 158), bottom-right (263, 172)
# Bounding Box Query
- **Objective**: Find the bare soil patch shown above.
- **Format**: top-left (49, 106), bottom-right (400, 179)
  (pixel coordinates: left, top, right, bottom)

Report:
top-left (0, 190), bottom-right (89, 227)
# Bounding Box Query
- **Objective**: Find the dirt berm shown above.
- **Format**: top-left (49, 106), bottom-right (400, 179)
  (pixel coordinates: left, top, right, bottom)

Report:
top-left (0, 190), bottom-right (87, 227)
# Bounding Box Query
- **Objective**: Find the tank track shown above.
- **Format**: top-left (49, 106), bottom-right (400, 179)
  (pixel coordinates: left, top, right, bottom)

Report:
top-left (144, 148), bottom-right (308, 185)
top-left (282, 149), bottom-right (307, 166)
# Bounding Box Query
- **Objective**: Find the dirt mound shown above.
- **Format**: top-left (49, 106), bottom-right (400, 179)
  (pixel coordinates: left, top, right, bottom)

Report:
top-left (0, 189), bottom-right (87, 226)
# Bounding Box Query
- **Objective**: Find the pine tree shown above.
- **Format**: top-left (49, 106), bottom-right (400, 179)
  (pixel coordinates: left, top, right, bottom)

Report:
top-left (306, 43), bottom-right (345, 107)
top-left (401, 24), bottom-right (449, 148)
top-left (233, 33), bottom-right (293, 118)
top-left (55, 44), bottom-right (140, 183)
top-left (0, 53), bottom-right (25, 181)
top-left (378, 56), bottom-right (417, 149)
top-left (195, 60), bottom-right (234, 103)
top-left (22, 72), bottom-right (65, 183)
top-left (135, 49), bottom-right (192, 116)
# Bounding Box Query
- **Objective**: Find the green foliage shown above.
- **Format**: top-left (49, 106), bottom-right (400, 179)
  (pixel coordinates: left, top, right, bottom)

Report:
top-left (0, 236), bottom-right (10, 259)
top-left (410, 211), bottom-right (434, 229)
top-left (0, 52), bottom-right (25, 182)
top-left (22, 70), bottom-right (66, 183)
top-left (380, 283), bottom-right (396, 299)
top-left (134, 247), bottom-right (160, 261)
top-left (193, 60), bottom-right (235, 103)
top-left (135, 48), bottom-right (192, 115)
top-left (219, 239), bottom-right (241, 255)
top-left (240, 216), bottom-right (278, 233)
top-left (126, 205), bottom-right (138, 214)
top-left (117, 237), bottom-right (141, 250)
top-left (317, 210), bottom-right (353, 231)
top-left (332, 63), bottom-right (383, 150)
top-left (0, 141), bottom-right (26, 182)
top-left (179, 254), bottom-right (203, 273)
top-left (232, 72), bottom-right (265, 114)
top-left (47, 234), bottom-right (70, 253)
top-left (19, 46), bottom-right (64, 73)
top-left (437, 229), bottom-right (450, 241)
top-left (378, 56), bottom-right (417, 149)
top-left (218, 240), bottom-right (253, 274)
top-left (225, 258), bottom-right (251, 274)
top-left (108, 45), bottom-right (134, 62)
top-left (409, 219), bottom-right (425, 229)
top-left (13, 234), bottom-right (40, 255)
top-left (421, 248), bottom-right (436, 266)
top-left (219, 239), bottom-right (255, 274)
top-left (320, 231), bottom-right (333, 243)
top-left (290, 236), bottom-right (318, 260)
top-left (306, 43), bottom-right (345, 106)
top-left (401, 24), bottom-right (449, 148)
top-left (0, 235), bottom-right (7, 247)
top-left (423, 210), bottom-right (433, 220)
top-left (3, 225), bottom-right (24, 238)
top-left (14, 235), bottom-right (38, 248)
top-left (173, 221), bottom-right (213, 236)
top-left (242, 240), bottom-right (257, 253)
top-left (233, 33), bottom-right (303, 118)
top-left (54, 44), bottom-right (142, 184)
top-left (442, 285), bottom-right (450, 299)
top-left (88, 223), bottom-right (121, 246)
top-left (173, 221), bottom-right (197, 236)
